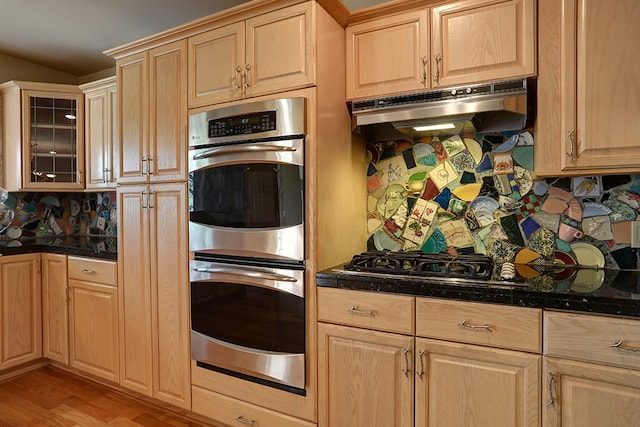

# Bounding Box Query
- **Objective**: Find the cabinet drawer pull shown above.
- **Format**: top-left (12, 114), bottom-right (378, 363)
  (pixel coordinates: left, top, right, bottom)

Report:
top-left (611, 340), bottom-right (640, 353)
top-left (347, 306), bottom-right (376, 317)
top-left (546, 373), bottom-right (557, 407)
top-left (81, 268), bottom-right (95, 274)
top-left (235, 416), bottom-right (255, 426)
top-left (234, 65), bottom-right (242, 90)
top-left (417, 350), bottom-right (426, 379)
top-left (458, 319), bottom-right (493, 333)
top-left (433, 53), bottom-right (442, 85)
top-left (420, 56), bottom-right (428, 86)
top-left (401, 347), bottom-right (410, 377)
top-left (566, 129), bottom-right (577, 161)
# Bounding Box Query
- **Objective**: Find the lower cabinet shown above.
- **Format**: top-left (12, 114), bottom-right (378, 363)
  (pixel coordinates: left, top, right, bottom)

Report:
top-left (0, 253), bottom-right (42, 370)
top-left (543, 311), bottom-right (640, 427)
top-left (317, 322), bottom-right (414, 427)
top-left (118, 183), bottom-right (191, 409)
top-left (317, 288), bottom-right (542, 427)
top-left (42, 253), bottom-right (69, 365)
top-left (68, 256), bottom-right (119, 383)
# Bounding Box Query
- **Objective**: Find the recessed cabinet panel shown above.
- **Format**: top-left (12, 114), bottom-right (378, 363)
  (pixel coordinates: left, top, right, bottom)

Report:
top-left (346, 10), bottom-right (429, 100)
top-left (431, 0), bottom-right (536, 88)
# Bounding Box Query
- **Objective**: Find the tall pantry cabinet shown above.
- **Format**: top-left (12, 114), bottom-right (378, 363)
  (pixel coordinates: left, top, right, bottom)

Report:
top-left (109, 39), bottom-right (191, 409)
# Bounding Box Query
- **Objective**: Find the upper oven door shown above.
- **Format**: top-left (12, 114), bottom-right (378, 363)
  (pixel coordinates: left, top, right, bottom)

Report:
top-left (188, 137), bottom-right (305, 262)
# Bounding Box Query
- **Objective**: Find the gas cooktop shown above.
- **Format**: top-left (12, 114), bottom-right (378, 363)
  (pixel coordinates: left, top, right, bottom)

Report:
top-left (341, 250), bottom-right (494, 280)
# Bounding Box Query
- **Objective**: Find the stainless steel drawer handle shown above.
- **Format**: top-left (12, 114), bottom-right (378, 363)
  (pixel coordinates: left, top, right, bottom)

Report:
top-left (235, 416), bottom-right (255, 426)
top-left (193, 144), bottom-right (296, 160)
top-left (417, 350), bottom-right (426, 379)
top-left (611, 340), bottom-right (640, 353)
top-left (401, 347), bottom-right (410, 377)
top-left (347, 306), bottom-right (376, 317)
top-left (81, 268), bottom-right (95, 274)
top-left (546, 373), bottom-right (557, 407)
top-left (458, 319), bottom-right (493, 333)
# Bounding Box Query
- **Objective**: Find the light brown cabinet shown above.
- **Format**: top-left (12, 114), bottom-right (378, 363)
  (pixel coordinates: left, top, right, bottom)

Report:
top-left (346, 0), bottom-right (535, 100)
top-left (116, 40), bottom-right (187, 184)
top-left (535, 0), bottom-right (640, 175)
top-left (117, 182), bottom-right (190, 409)
top-left (68, 256), bottom-right (119, 383)
top-left (346, 10), bottom-right (430, 100)
top-left (543, 311), bottom-right (640, 427)
top-left (0, 253), bottom-right (42, 370)
top-left (430, 0), bottom-right (536, 88)
top-left (42, 253), bottom-right (69, 365)
top-left (80, 77), bottom-right (118, 189)
top-left (318, 288), bottom-right (542, 427)
top-left (0, 81), bottom-right (84, 191)
top-left (188, 2), bottom-right (314, 107)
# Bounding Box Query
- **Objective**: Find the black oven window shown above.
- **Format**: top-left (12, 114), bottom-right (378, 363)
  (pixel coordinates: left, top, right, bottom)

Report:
top-left (191, 281), bottom-right (305, 354)
top-left (189, 163), bottom-right (303, 228)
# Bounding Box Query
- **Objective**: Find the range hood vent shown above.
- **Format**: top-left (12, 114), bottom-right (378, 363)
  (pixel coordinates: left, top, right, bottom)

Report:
top-left (352, 78), bottom-right (535, 141)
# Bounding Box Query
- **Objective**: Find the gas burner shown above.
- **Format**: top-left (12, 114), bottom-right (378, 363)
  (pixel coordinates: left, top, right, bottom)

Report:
top-left (344, 250), bottom-right (493, 280)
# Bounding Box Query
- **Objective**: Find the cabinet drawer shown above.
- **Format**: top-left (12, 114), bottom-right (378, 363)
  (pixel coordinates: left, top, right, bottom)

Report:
top-left (544, 311), bottom-right (640, 370)
top-left (68, 256), bottom-right (117, 285)
top-left (192, 386), bottom-right (315, 427)
top-left (317, 287), bottom-right (414, 335)
top-left (416, 299), bottom-right (541, 353)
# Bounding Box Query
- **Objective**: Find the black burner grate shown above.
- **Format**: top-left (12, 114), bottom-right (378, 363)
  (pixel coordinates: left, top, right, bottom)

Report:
top-left (344, 251), bottom-right (493, 280)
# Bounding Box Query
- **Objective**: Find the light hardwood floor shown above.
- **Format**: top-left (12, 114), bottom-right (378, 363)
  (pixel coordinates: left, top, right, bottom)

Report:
top-left (0, 366), bottom-right (221, 426)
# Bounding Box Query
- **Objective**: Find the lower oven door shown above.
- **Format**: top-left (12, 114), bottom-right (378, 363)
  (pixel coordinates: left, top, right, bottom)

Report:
top-left (190, 259), bottom-right (305, 391)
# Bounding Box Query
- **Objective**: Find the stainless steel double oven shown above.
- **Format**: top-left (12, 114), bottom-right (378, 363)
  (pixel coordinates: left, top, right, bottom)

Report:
top-left (188, 97), bottom-right (306, 393)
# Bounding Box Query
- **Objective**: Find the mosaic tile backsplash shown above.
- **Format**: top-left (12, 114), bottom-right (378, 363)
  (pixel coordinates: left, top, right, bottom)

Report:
top-left (365, 131), bottom-right (640, 275)
top-left (0, 191), bottom-right (116, 242)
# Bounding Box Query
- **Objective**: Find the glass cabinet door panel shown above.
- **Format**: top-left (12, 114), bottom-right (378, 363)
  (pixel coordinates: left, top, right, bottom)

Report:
top-left (24, 91), bottom-right (83, 186)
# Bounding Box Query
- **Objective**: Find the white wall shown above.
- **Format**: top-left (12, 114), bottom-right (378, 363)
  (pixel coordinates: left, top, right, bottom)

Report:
top-left (0, 52), bottom-right (78, 84)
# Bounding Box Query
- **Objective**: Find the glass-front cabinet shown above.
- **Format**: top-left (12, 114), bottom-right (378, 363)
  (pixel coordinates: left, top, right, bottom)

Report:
top-left (0, 81), bottom-right (84, 191)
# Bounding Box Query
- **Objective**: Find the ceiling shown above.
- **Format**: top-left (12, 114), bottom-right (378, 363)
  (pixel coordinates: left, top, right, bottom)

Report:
top-left (0, 0), bottom-right (380, 78)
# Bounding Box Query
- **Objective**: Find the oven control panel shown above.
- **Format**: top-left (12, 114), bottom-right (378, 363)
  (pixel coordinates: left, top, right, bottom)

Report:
top-left (208, 111), bottom-right (277, 137)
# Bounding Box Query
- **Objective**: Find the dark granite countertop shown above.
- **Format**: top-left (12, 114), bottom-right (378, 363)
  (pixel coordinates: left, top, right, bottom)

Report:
top-left (0, 236), bottom-right (117, 260)
top-left (317, 265), bottom-right (640, 318)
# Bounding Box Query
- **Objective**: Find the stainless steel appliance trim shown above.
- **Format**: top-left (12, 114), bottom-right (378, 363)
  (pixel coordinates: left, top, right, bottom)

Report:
top-left (190, 259), bottom-right (305, 298)
top-left (189, 222), bottom-right (305, 263)
top-left (189, 137), bottom-right (304, 171)
top-left (191, 330), bottom-right (305, 390)
top-left (189, 97), bottom-right (306, 147)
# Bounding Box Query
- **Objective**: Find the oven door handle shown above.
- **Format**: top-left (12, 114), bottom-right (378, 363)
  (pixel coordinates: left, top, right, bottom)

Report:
top-left (192, 266), bottom-right (303, 297)
top-left (192, 144), bottom-right (297, 160)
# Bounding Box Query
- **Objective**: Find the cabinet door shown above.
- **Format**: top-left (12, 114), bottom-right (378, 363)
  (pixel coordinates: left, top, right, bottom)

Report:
top-left (188, 22), bottom-right (245, 107)
top-left (431, 0), bottom-right (535, 88)
top-left (117, 185), bottom-right (153, 395)
top-left (0, 254), bottom-right (42, 369)
top-left (42, 253), bottom-right (68, 365)
top-left (149, 40), bottom-right (187, 183)
top-left (149, 183), bottom-right (191, 409)
top-left (318, 322), bottom-right (414, 427)
top-left (21, 90), bottom-right (85, 190)
top-left (245, 2), bottom-right (315, 98)
top-left (543, 357), bottom-right (640, 427)
top-left (69, 280), bottom-right (119, 382)
top-left (346, 10), bottom-right (429, 100)
top-left (416, 338), bottom-right (540, 427)
top-left (117, 52), bottom-right (148, 184)
top-left (562, 0), bottom-right (640, 171)
top-left (85, 84), bottom-right (117, 189)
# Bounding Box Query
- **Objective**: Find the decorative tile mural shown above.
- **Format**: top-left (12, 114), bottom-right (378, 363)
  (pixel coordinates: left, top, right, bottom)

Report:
top-left (0, 191), bottom-right (117, 242)
top-left (365, 131), bottom-right (640, 280)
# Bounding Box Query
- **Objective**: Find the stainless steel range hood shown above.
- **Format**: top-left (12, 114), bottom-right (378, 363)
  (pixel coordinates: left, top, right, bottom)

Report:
top-left (351, 79), bottom-right (535, 141)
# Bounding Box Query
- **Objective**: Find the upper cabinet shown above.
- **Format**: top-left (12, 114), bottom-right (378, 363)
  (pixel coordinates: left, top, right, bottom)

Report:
top-left (80, 77), bottom-right (118, 190)
top-left (0, 81), bottom-right (84, 191)
top-left (535, 0), bottom-right (640, 176)
top-left (430, 0), bottom-right (536, 88)
top-left (116, 40), bottom-right (187, 184)
top-left (188, 2), bottom-right (314, 107)
top-left (346, 0), bottom-right (536, 100)
top-left (346, 10), bottom-right (430, 100)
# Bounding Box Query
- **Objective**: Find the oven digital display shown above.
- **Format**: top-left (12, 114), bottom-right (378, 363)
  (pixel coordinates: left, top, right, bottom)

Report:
top-left (208, 111), bottom-right (276, 137)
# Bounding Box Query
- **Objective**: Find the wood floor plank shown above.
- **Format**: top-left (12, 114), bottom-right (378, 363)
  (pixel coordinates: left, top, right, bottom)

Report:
top-left (0, 367), bottom-right (221, 427)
